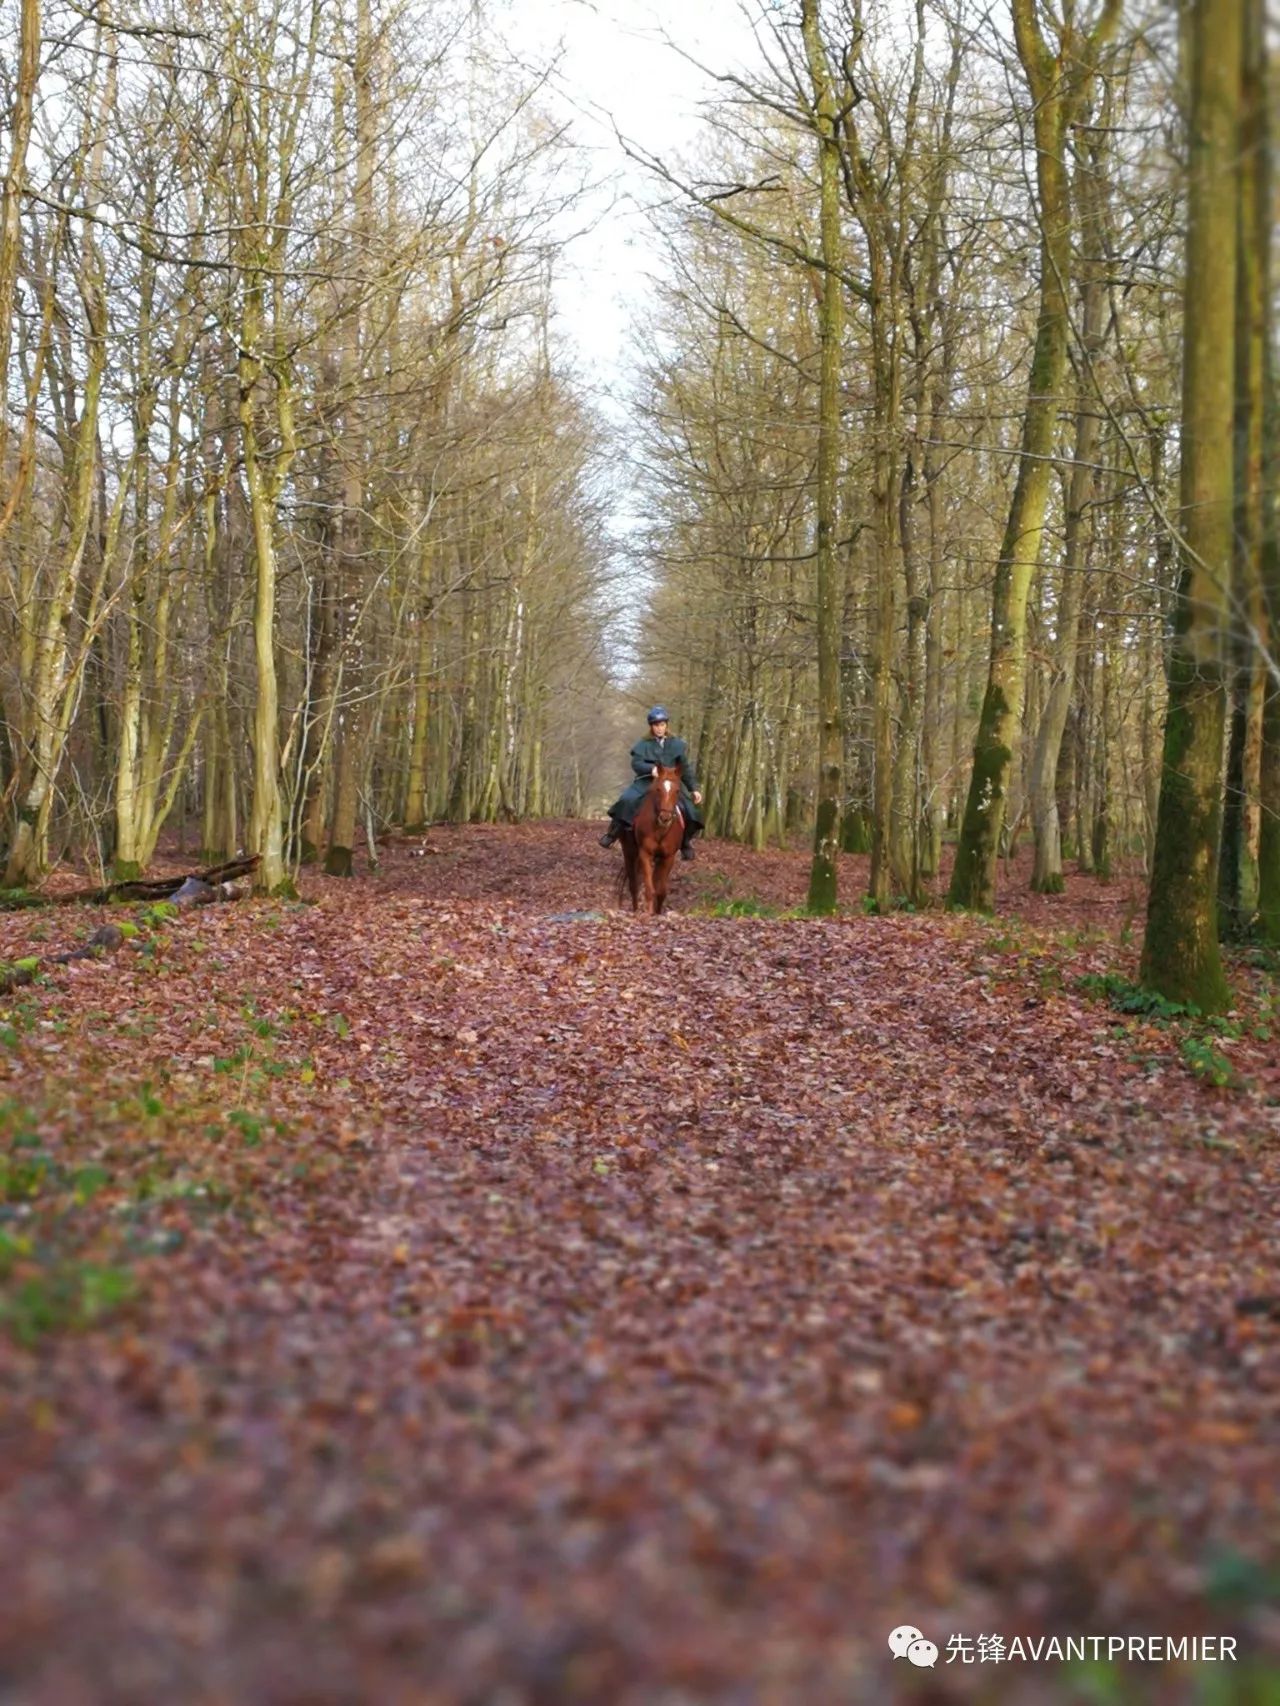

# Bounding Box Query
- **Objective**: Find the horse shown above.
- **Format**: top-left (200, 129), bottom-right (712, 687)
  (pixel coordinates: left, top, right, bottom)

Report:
top-left (618, 760), bottom-right (685, 915)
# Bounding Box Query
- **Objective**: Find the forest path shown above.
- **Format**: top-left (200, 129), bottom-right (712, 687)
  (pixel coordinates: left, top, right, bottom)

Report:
top-left (1, 824), bottom-right (1277, 1704)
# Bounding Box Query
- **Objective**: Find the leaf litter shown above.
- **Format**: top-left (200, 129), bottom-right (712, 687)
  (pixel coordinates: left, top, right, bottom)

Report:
top-left (0, 822), bottom-right (1277, 1704)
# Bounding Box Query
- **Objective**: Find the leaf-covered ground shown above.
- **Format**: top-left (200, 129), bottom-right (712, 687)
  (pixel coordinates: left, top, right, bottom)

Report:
top-left (1, 823), bottom-right (1278, 1705)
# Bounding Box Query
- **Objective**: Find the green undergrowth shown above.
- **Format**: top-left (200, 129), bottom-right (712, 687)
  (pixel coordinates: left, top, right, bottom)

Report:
top-left (692, 884), bottom-right (906, 920)
top-left (0, 1239), bottom-right (136, 1345)
top-left (699, 895), bottom-right (781, 918)
top-left (1076, 972), bottom-right (1267, 1092)
top-left (973, 927), bottom-right (1086, 1000)
top-left (860, 893), bottom-right (920, 915)
top-left (1241, 943), bottom-right (1280, 980)
top-left (970, 920), bottom-right (1273, 1096)
top-left (1049, 1661), bottom-right (1280, 1706)
top-left (694, 894), bottom-right (833, 921)
top-left (0, 888), bottom-right (45, 911)
top-left (0, 1089), bottom-right (250, 1345)
top-left (0, 957), bottom-right (361, 1343)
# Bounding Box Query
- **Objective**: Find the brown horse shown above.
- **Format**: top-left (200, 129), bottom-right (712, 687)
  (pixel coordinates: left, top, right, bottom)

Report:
top-left (619, 761), bottom-right (685, 914)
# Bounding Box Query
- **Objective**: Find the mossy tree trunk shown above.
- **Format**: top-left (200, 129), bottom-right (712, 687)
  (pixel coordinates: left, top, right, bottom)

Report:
top-left (1259, 282), bottom-right (1280, 935)
top-left (949, 0), bottom-right (1119, 912)
top-left (1028, 111), bottom-right (1107, 894)
top-left (1221, 0), bottom-right (1269, 936)
top-left (0, 0), bottom-right (39, 504)
top-left (324, 3), bottom-right (374, 878)
top-left (801, 0), bottom-right (845, 915)
top-left (1248, 0), bottom-right (1279, 940)
top-left (4, 23), bottom-right (116, 887)
top-left (226, 2), bottom-right (322, 899)
top-left (1141, 0), bottom-right (1241, 1011)
top-left (403, 521), bottom-right (435, 831)
top-left (242, 374), bottom-right (289, 896)
top-left (1092, 567), bottom-right (1117, 880)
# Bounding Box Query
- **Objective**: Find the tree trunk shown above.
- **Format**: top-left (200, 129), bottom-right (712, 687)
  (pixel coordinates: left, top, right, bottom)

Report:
top-left (0, 0), bottom-right (40, 492)
top-left (1219, 0), bottom-right (1266, 935)
top-left (950, 0), bottom-right (1118, 911)
top-left (403, 531), bottom-right (435, 830)
top-left (243, 405), bottom-right (287, 895)
top-left (802, 0), bottom-right (845, 914)
top-left (1141, 0), bottom-right (1240, 1010)
top-left (1029, 121), bottom-right (1106, 893)
top-left (4, 26), bottom-right (115, 886)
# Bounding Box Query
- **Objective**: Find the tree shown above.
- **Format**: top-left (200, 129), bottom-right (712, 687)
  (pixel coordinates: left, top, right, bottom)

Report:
top-left (1026, 105), bottom-right (1108, 894)
top-left (4, 9), bottom-right (117, 886)
top-left (800, 0), bottom-right (845, 914)
top-left (1140, 0), bottom-right (1241, 1010)
top-left (949, 0), bottom-right (1120, 912)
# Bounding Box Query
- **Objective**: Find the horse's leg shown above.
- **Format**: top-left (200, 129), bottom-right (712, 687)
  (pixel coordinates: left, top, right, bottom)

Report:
top-left (638, 847), bottom-right (656, 914)
top-left (655, 825), bottom-right (681, 913)
top-left (653, 856), bottom-right (668, 914)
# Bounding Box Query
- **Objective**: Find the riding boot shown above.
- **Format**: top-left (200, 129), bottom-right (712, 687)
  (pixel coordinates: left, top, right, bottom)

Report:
top-left (599, 818), bottom-right (623, 848)
top-left (680, 824), bottom-right (700, 862)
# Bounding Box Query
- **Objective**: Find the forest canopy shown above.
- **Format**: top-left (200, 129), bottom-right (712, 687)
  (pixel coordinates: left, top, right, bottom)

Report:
top-left (1, 0), bottom-right (1276, 1004)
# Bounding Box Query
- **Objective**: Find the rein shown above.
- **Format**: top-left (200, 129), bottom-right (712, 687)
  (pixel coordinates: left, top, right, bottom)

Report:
top-left (653, 774), bottom-right (679, 830)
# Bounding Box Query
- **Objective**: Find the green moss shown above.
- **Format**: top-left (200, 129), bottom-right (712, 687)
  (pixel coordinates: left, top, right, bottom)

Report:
top-left (702, 896), bottom-right (778, 918)
top-left (1030, 869), bottom-right (1066, 896)
top-left (323, 845), bottom-right (354, 877)
top-left (1180, 1034), bottom-right (1238, 1088)
top-left (0, 889), bottom-right (43, 911)
top-left (806, 798), bottom-right (839, 914)
top-left (1, 1261), bottom-right (135, 1344)
top-left (840, 808), bottom-right (872, 854)
top-left (1141, 659), bottom-right (1230, 1012)
top-left (949, 687), bottom-right (1013, 913)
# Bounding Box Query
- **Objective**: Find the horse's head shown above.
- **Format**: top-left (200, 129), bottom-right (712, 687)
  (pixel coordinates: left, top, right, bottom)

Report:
top-left (651, 760), bottom-right (682, 827)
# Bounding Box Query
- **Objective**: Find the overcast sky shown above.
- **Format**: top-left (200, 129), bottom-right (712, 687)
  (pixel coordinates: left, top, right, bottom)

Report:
top-left (507, 0), bottom-right (765, 398)
top-left (492, 0), bottom-right (771, 674)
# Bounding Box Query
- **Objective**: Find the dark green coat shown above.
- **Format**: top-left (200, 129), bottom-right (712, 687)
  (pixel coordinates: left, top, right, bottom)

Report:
top-left (609, 734), bottom-right (703, 826)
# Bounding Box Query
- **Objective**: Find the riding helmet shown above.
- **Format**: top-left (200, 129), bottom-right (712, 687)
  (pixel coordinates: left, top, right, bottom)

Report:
top-left (647, 705), bottom-right (670, 724)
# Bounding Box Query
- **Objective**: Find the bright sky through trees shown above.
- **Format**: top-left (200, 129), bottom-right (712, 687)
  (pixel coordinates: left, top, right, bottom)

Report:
top-left (512, 0), bottom-right (761, 394)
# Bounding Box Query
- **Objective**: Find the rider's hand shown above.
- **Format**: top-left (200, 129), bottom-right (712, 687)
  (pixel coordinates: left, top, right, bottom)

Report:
top-left (693, 792), bottom-right (703, 804)
top-left (652, 767), bottom-right (659, 776)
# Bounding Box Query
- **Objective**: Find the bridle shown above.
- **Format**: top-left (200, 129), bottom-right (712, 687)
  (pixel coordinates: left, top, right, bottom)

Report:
top-left (654, 773), bottom-right (679, 830)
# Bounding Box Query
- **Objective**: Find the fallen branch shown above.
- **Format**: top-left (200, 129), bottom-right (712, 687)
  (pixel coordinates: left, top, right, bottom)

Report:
top-left (1, 924), bottom-right (129, 995)
top-left (85, 854), bottom-right (261, 904)
top-left (166, 873), bottom-right (256, 908)
top-left (0, 854), bottom-right (263, 909)
top-left (0, 865), bottom-right (257, 994)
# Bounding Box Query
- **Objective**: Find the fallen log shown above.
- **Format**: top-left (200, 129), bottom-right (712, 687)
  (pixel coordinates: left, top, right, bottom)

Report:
top-left (0, 867), bottom-right (257, 994)
top-left (168, 874), bottom-right (255, 908)
top-left (85, 854), bottom-right (261, 904)
top-left (0, 854), bottom-right (262, 909)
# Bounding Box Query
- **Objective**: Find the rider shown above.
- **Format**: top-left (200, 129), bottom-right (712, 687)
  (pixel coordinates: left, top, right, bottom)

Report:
top-left (599, 707), bottom-right (704, 860)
